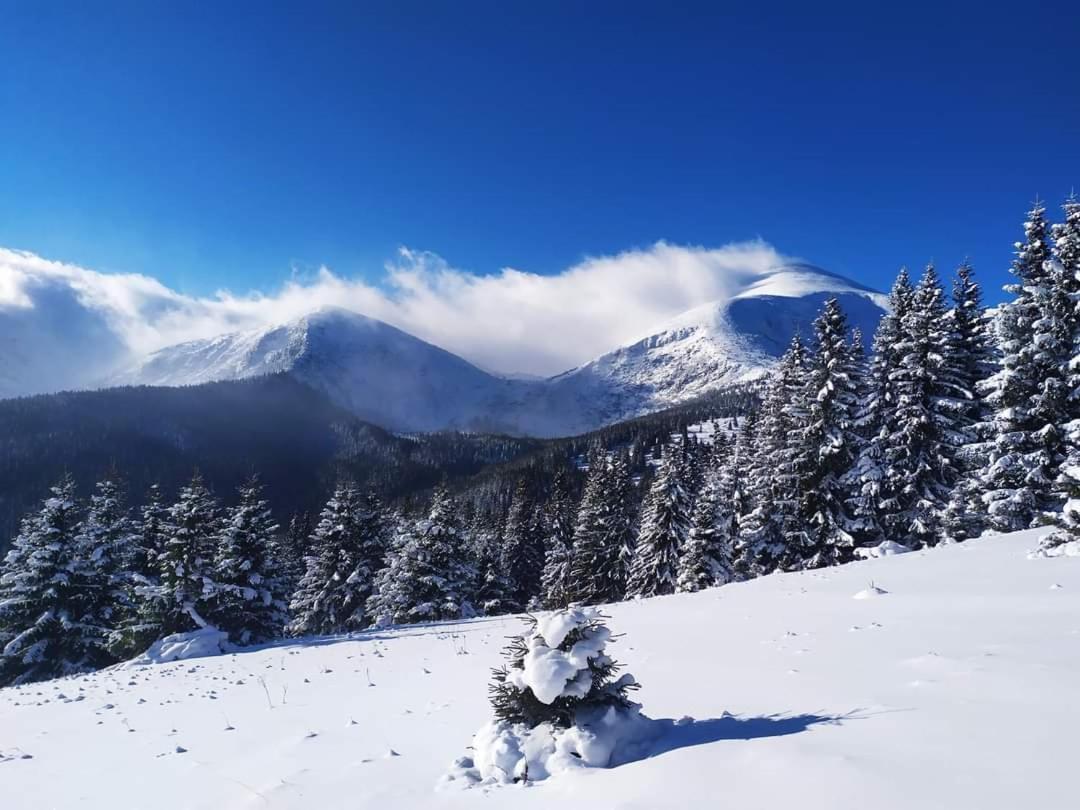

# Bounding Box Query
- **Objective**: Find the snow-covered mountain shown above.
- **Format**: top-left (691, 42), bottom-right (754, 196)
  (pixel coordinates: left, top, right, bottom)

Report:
top-left (114, 263), bottom-right (886, 436)
top-left (113, 309), bottom-right (529, 434)
top-left (2, 528), bottom-right (1075, 809)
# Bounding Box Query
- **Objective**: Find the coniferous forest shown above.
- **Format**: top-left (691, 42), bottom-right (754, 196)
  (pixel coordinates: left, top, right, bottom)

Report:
top-left (2, 198), bottom-right (1079, 687)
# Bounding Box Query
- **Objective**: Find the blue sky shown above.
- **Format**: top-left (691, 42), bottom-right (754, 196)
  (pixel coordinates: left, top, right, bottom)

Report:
top-left (1, 1), bottom-right (1078, 301)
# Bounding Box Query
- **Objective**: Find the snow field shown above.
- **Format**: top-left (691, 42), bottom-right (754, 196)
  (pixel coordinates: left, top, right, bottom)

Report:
top-left (1, 527), bottom-right (1077, 809)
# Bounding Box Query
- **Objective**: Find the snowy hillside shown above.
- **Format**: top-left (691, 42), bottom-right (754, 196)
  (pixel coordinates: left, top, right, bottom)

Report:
top-left (114, 308), bottom-right (529, 434)
top-left (113, 263), bottom-right (886, 436)
top-left (552, 267), bottom-right (886, 425)
top-left (2, 528), bottom-right (1075, 809)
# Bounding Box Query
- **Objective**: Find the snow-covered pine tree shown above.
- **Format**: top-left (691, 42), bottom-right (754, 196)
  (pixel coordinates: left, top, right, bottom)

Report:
top-left (539, 471), bottom-right (575, 609)
top-left (1039, 197), bottom-right (1080, 556)
top-left (982, 202), bottom-right (1068, 532)
top-left (110, 483), bottom-right (170, 658)
top-left (500, 480), bottom-right (546, 609)
top-left (157, 471), bottom-right (221, 634)
top-left (0, 476), bottom-right (94, 685)
top-left (626, 446), bottom-right (691, 598)
top-left (287, 482), bottom-right (362, 636)
top-left (340, 489), bottom-right (391, 629)
top-left (280, 511), bottom-right (313, 594)
top-left (567, 448), bottom-right (617, 605)
top-left (365, 484), bottom-right (475, 626)
top-left (676, 440), bottom-right (735, 592)
top-left (209, 476), bottom-right (289, 645)
top-left (842, 269), bottom-right (916, 547)
top-left (877, 265), bottom-right (961, 546)
top-left (74, 476), bottom-right (137, 668)
top-left (488, 607), bottom-right (639, 730)
top-left (793, 298), bottom-right (861, 567)
top-left (602, 452), bottom-right (638, 597)
top-left (735, 336), bottom-right (808, 576)
top-left (939, 262), bottom-right (998, 543)
top-left (471, 513), bottom-right (519, 616)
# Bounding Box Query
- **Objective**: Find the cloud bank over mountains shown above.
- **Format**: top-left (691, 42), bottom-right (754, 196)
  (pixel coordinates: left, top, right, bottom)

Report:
top-left (0, 240), bottom-right (800, 379)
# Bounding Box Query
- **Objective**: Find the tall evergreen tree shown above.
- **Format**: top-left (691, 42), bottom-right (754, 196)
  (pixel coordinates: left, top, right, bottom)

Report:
top-left (0, 477), bottom-right (94, 685)
top-left (472, 514), bottom-right (518, 616)
top-left (1040, 197), bottom-right (1080, 555)
top-left (676, 441), bottom-right (735, 593)
top-left (792, 299), bottom-right (861, 567)
top-left (877, 265), bottom-right (960, 546)
top-left (982, 203), bottom-right (1067, 531)
top-left (939, 262), bottom-right (997, 543)
top-left (157, 471), bottom-right (220, 634)
top-left (539, 471), bottom-right (575, 609)
top-left (288, 483), bottom-right (363, 636)
top-left (210, 476), bottom-right (289, 645)
top-left (366, 484), bottom-right (475, 625)
top-left (603, 452), bottom-right (638, 596)
top-left (736, 336), bottom-right (808, 575)
top-left (74, 477), bottom-right (136, 667)
top-left (627, 447), bottom-right (691, 598)
top-left (568, 450), bottom-right (617, 605)
top-left (111, 483), bottom-right (170, 657)
top-left (499, 480), bottom-right (546, 608)
top-left (843, 269), bottom-right (916, 547)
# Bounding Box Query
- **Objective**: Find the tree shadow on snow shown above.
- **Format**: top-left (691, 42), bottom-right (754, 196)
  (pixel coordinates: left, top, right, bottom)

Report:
top-left (635, 710), bottom-right (857, 763)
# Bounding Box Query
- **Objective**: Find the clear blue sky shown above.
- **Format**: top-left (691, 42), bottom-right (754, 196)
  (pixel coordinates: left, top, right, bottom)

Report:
top-left (1, 1), bottom-right (1077, 301)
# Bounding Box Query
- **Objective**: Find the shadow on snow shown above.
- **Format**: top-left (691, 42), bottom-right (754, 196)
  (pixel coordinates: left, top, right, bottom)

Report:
top-left (627, 710), bottom-right (857, 764)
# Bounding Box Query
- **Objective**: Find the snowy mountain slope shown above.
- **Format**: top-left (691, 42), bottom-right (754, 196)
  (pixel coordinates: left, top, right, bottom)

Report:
top-left (115, 308), bottom-right (533, 434)
top-left (112, 264), bottom-right (886, 436)
top-left (549, 282), bottom-right (885, 425)
top-left (2, 528), bottom-right (1076, 809)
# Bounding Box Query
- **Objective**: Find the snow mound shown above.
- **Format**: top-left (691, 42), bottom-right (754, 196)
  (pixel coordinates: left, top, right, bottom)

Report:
top-left (853, 584), bottom-right (889, 599)
top-left (1029, 534), bottom-right (1080, 559)
top-left (855, 541), bottom-right (912, 559)
top-left (443, 704), bottom-right (660, 786)
top-left (130, 628), bottom-right (233, 665)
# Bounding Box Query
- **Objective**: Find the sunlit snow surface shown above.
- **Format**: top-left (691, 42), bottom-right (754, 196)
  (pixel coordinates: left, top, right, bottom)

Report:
top-left (2, 528), bottom-right (1076, 809)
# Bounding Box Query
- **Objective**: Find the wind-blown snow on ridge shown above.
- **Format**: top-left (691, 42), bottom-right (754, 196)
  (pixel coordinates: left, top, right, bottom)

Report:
top-left (1, 528), bottom-right (1075, 809)
top-left (111, 263), bottom-right (886, 436)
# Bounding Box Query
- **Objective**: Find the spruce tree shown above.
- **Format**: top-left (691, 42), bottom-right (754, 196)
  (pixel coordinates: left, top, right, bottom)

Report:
top-left (74, 477), bottom-right (136, 667)
top-left (500, 480), bottom-right (546, 609)
top-left (1039, 197), bottom-right (1080, 555)
top-left (736, 336), bottom-right (808, 575)
top-left (793, 299), bottom-right (861, 567)
top-left (843, 269), bottom-right (916, 547)
top-left (982, 203), bottom-right (1067, 531)
top-left (603, 452), bottom-right (639, 597)
top-left (111, 484), bottom-right (170, 658)
top-left (878, 265), bottom-right (959, 546)
top-left (157, 471), bottom-right (220, 634)
top-left (489, 608), bottom-right (639, 731)
top-left (939, 262), bottom-right (997, 543)
top-left (366, 484), bottom-right (475, 625)
top-left (340, 489), bottom-right (391, 628)
top-left (567, 449), bottom-right (616, 605)
top-left (0, 477), bottom-right (94, 685)
top-left (287, 482), bottom-right (362, 636)
top-left (210, 476), bottom-right (289, 645)
top-left (539, 471), bottom-right (575, 609)
top-left (627, 446), bottom-right (691, 598)
top-left (676, 443), bottom-right (735, 592)
top-left (472, 516), bottom-right (519, 616)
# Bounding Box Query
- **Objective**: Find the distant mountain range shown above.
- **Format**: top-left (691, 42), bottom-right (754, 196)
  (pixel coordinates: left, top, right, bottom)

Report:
top-left (3, 262), bottom-right (886, 437)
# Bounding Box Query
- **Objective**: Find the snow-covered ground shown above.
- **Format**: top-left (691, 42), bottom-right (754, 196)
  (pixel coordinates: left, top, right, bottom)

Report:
top-left (2, 527), bottom-right (1076, 809)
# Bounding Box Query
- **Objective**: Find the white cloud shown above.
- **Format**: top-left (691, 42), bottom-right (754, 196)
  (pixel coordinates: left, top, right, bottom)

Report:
top-left (0, 240), bottom-right (796, 377)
